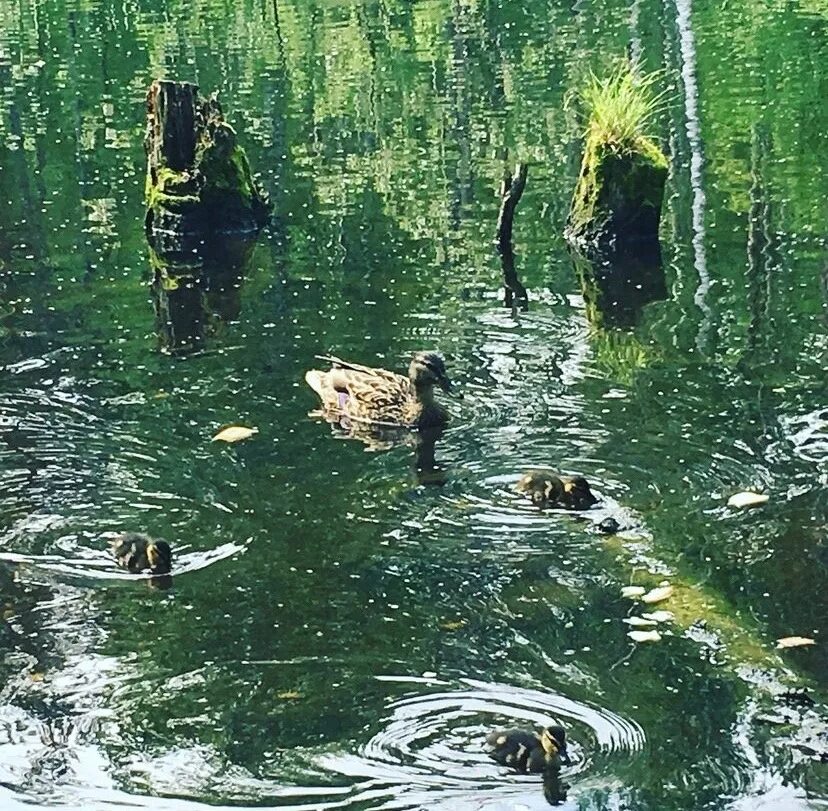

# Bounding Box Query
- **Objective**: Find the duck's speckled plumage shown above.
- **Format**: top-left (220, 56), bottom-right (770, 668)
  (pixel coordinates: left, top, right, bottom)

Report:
top-left (305, 352), bottom-right (452, 429)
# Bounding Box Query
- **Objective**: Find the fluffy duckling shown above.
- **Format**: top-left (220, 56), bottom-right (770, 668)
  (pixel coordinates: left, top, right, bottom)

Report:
top-left (305, 352), bottom-right (453, 429)
top-left (109, 532), bottom-right (172, 574)
top-left (486, 725), bottom-right (571, 773)
top-left (516, 470), bottom-right (597, 510)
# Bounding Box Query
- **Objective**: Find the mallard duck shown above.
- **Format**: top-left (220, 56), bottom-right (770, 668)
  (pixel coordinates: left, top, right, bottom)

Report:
top-left (304, 352), bottom-right (453, 429)
top-left (109, 532), bottom-right (172, 574)
top-left (515, 470), bottom-right (597, 510)
top-left (486, 725), bottom-right (571, 773)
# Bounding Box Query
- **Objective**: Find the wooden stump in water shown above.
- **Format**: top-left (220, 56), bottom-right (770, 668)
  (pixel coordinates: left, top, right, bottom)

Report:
top-left (144, 80), bottom-right (270, 236)
top-left (565, 137), bottom-right (667, 251)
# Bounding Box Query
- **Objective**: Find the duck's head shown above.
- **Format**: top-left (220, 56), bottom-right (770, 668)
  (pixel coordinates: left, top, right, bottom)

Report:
top-left (541, 725), bottom-right (571, 765)
top-left (147, 540), bottom-right (173, 574)
top-left (409, 352), bottom-right (453, 393)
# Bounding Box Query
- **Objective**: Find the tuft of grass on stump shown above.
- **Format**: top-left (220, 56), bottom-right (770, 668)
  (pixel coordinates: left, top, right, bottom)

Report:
top-left (566, 61), bottom-right (671, 248)
top-left (577, 61), bottom-right (669, 153)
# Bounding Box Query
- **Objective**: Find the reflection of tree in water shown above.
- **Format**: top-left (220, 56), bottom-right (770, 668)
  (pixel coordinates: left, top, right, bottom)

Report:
top-left (573, 241), bottom-right (667, 330)
top-left (742, 123), bottom-right (780, 369)
top-left (148, 235), bottom-right (258, 356)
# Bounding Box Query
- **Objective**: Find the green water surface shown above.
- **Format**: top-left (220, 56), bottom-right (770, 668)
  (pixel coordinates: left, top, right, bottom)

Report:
top-left (0, 0), bottom-right (826, 809)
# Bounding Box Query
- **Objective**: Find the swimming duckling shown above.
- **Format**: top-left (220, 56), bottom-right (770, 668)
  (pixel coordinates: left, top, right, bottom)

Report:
top-left (486, 725), bottom-right (571, 773)
top-left (109, 532), bottom-right (172, 575)
top-left (516, 470), bottom-right (598, 510)
top-left (305, 352), bottom-right (453, 429)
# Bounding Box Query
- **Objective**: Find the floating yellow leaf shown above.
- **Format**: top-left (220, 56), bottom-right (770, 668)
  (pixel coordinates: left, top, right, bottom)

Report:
top-left (440, 619), bottom-right (466, 631)
top-left (621, 586), bottom-right (646, 598)
top-left (623, 616), bottom-right (657, 627)
top-left (212, 425), bottom-right (259, 443)
top-left (776, 636), bottom-right (816, 649)
top-left (277, 690), bottom-right (303, 700)
top-left (642, 585), bottom-right (674, 604)
top-left (642, 610), bottom-right (674, 623)
top-left (29, 672), bottom-right (45, 682)
top-left (727, 491), bottom-right (769, 509)
top-left (628, 630), bottom-right (661, 643)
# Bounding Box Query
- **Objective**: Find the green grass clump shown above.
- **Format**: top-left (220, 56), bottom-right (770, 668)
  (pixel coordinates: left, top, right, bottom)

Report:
top-left (578, 61), bottom-right (669, 151)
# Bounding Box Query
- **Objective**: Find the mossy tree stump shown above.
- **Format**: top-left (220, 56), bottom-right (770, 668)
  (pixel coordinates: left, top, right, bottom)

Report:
top-left (566, 135), bottom-right (667, 251)
top-left (144, 80), bottom-right (270, 236)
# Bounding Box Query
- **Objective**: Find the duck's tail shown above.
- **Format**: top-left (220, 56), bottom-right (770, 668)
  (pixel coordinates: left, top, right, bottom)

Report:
top-left (304, 369), bottom-right (327, 399)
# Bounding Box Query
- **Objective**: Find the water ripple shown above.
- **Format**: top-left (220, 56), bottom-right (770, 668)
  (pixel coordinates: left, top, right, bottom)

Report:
top-left (310, 677), bottom-right (645, 809)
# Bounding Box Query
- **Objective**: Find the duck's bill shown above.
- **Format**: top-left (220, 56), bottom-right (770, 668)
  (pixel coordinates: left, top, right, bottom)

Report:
top-left (439, 375), bottom-right (458, 396)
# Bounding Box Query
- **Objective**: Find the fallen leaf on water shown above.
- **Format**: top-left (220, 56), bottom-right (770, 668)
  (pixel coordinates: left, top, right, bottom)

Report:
top-left (642, 585), bottom-right (674, 604)
top-left (621, 586), bottom-right (646, 598)
top-left (440, 619), bottom-right (466, 631)
top-left (642, 610), bottom-right (675, 623)
top-left (727, 491), bottom-right (769, 509)
top-left (212, 426), bottom-right (259, 443)
top-left (628, 630), bottom-right (662, 643)
top-left (29, 672), bottom-right (45, 682)
top-left (277, 690), bottom-right (303, 700)
top-left (623, 617), bottom-right (657, 627)
top-left (776, 636), bottom-right (816, 649)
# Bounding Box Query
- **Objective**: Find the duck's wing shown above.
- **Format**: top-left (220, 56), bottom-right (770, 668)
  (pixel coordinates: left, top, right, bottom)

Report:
top-left (305, 357), bottom-right (410, 423)
top-left (316, 355), bottom-right (405, 385)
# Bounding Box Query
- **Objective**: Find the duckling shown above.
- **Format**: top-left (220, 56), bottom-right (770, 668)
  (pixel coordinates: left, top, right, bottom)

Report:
top-left (304, 352), bottom-right (453, 429)
top-left (515, 470), bottom-right (598, 510)
top-left (486, 725), bottom-right (571, 773)
top-left (109, 532), bottom-right (172, 574)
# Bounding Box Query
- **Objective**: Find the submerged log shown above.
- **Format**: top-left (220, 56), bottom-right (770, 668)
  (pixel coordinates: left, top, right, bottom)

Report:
top-left (566, 136), bottom-right (667, 251)
top-left (144, 80), bottom-right (271, 236)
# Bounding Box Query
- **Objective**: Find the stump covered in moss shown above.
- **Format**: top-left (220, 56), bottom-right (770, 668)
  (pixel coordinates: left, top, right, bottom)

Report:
top-left (144, 80), bottom-right (270, 236)
top-left (565, 64), bottom-right (669, 250)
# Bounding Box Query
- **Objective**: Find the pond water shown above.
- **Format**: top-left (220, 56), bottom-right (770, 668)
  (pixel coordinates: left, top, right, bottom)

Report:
top-left (1, 0), bottom-right (826, 809)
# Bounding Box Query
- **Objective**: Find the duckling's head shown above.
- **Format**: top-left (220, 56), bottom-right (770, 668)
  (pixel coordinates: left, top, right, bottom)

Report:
top-left (409, 352), bottom-right (453, 393)
top-left (541, 725), bottom-right (571, 765)
top-left (147, 540), bottom-right (173, 574)
top-left (563, 476), bottom-right (597, 507)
